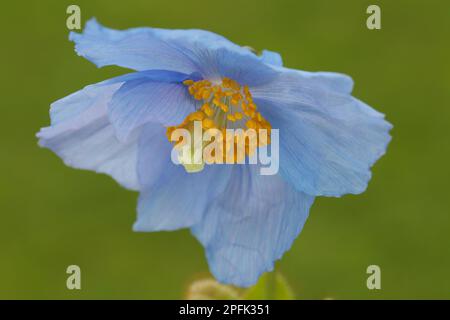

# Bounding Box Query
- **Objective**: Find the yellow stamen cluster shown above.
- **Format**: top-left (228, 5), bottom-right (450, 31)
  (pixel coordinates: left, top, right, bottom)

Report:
top-left (166, 77), bottom-right (272, 165)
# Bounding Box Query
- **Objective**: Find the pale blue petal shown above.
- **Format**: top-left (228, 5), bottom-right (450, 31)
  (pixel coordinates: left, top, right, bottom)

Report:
top-left (135, 124), bottom-right (173, 190)
top-left (71, 18), bottom-right (243, 73)
top-left (37, 80), bottom-right (140, 190)
top-left (70, 18), bottom-right (197, 73)
top-left (134, 165), bottom-right (230, 232)
top-left (133, 125), bottom-right (232, 231)
top-left (191, 166), bottom-right (314, 287)
top-left (108, 75), bottom-right (197, 142)
top-left (252, 67), bottom-right (354, 96)
top-left (194, 47), bottom-right (278, 86)
top-left (71, 19), bottom-right (278, 87)
top-left (252, 68), bottom-right (392, 197)
top-left (260, 50), bottom-right (283, 67)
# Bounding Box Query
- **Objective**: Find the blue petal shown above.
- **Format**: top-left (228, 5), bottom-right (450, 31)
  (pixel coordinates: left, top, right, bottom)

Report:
top-left (133, 124), bottom-right (232, 231)
top-left (252, 67), bottom-right (354, 96)
top-left (71, 19), bottom-right (278, 87)
top-left (195, 47), bottom-right (278, 86)
top-left (37, 79), bottom-right (140, 190)
top-left (108, 72), bottom-right (197, 142)
top-left (71, 18), bottom-right (242, 73)
top-left (135, 124), bottom-right (173, 190)
top-left (251, 68), bottom-right (392, 197)
top-left (191, 166), bottom-right (314, 287)
top-left (260, 50), bottom-right (283, 67)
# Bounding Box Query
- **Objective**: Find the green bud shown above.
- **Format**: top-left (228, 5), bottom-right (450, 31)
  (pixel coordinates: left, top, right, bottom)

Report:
top-left (185, 278), bottom-right (241, 300)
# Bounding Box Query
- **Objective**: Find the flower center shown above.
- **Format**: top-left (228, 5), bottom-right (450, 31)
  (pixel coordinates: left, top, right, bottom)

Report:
top-left (167, 77), bottom-right (271, 173)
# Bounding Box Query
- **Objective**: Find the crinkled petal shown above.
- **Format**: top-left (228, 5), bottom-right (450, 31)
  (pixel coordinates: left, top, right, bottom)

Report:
top-left (191, 166), bottom-right (314, 287)
top-left (193, 47), bottom-right (278, 86)
top-left (71, 19), bottom-right (278, 87)
top-left (37, 80), bottom-right (140, 190)
top-left (108, 72), bottom-right (197, 142)
top-left (135, 124), bottom-right (173, 190)
top-left (260, 50), bottom-right (283, 67)
top-left (70, 18), bottom-right (198, 73)
top-left (253, 67), bottom-right (354, 96)
top-left (133, 124), bottom-right (232, 231)
top-left (71, 18), bottom-right (242, 73)
top-left (251, 68), bottom-right (392, 197)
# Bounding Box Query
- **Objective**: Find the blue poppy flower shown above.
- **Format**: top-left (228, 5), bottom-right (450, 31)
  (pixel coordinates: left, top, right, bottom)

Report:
top-left (37, 18), bottom-right (392, 287)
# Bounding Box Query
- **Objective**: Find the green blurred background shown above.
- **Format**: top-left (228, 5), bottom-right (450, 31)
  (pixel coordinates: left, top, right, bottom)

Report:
top-left (1, 0), bottom-right (449, 299)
